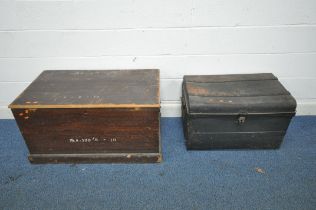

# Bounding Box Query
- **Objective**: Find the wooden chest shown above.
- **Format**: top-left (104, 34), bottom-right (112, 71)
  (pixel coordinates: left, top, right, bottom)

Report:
top-left (9, 70), bottom-right (161, 163)
top-left (182, 73), bottom-right (296, 149)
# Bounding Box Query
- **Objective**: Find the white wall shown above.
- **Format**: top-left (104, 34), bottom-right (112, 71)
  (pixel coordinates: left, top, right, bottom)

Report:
top-left (1, 0), bottom-right (316, 117)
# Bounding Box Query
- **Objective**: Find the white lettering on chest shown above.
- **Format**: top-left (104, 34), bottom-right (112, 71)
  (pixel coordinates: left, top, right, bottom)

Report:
top-left (68, 137), bottom-right (117, 143)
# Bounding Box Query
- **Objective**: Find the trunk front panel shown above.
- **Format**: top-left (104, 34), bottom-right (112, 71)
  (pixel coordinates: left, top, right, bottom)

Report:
top-left (13, 108), bottom-right (160, 154)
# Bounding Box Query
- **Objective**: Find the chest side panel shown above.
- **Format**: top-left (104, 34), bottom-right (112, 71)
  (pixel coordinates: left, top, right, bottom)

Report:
top-left (186, 132), bottom-right (286, 150)
top-left (188, 114), bottom-right (294, 133)
top-left (12, 108), bottom-right (160, 154)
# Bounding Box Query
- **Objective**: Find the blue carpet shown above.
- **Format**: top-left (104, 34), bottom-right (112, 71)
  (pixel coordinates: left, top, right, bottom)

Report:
top-left (0, 117), bottom-right (315, 210)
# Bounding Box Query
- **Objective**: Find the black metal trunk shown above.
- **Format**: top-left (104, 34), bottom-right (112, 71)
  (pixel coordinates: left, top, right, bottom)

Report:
top-left (182, 73), bottom-right (296, 150)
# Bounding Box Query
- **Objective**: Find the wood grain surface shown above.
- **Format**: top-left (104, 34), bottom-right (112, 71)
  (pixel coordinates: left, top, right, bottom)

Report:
top-left (9, 69), bottom-right (161, 163)
top-left (9, 69), bottom-right (160, 108)
top-left (12, 108), bottom-right (160, 154)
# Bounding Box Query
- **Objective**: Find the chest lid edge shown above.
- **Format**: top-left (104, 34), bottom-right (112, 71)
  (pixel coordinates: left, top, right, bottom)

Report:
top-left (182, 73), bottom-right (297, 115)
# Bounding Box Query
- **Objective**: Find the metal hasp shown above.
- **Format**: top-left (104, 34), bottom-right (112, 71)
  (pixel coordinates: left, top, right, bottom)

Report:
top-left (237, 116), bottom-right (246, 125)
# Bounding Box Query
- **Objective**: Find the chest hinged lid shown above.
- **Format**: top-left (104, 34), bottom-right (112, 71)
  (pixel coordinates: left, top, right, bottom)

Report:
top-left (9, 69), bottom-right (160, 109)
top-left (182, 73), bottom-right (296, 115)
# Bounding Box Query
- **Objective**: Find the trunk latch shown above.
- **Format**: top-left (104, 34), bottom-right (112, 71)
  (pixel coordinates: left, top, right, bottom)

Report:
top-left (237, 113), bottom-right (247, 125)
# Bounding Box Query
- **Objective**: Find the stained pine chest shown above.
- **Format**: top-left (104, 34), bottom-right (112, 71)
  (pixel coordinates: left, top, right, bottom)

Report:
top-left (9, 70), bottom-right (161, 163)
top-left (182, 73), bottom-right (296, 149)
